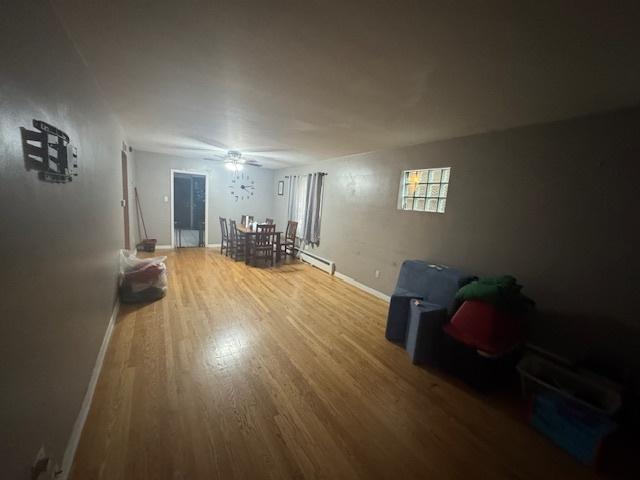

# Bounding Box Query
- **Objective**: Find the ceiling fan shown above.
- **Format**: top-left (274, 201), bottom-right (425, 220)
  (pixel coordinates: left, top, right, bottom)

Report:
top-left (205, 149), bottom-right (263, 170)
top-left (161, 134), bottom-right (298, 168)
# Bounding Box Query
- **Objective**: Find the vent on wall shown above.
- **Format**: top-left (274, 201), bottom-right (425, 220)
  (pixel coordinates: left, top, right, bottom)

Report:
top-left (298, 250), bottom-right (335, 275)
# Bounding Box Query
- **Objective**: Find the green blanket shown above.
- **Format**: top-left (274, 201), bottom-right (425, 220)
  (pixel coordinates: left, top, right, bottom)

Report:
top-left (456, 275), bottom-right (534, 310)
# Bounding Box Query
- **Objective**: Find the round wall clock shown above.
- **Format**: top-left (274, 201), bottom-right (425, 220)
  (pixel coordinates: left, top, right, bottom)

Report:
top-left (228, 171), bottom-right (255, 201)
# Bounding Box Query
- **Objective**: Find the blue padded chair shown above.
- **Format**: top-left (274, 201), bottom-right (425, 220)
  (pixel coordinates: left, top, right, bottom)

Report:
top-left (405, 299), bottom-right (448, 365)
top-left (385, 261), bottom-right (475, 349)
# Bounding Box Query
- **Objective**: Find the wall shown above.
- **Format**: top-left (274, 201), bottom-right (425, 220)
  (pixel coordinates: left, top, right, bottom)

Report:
top-left (133, 151), bottom-right (275, 246)
top-left (0, 2), bottom-right (126, 478)
top-left (274, 108), bottom-right (640, 370)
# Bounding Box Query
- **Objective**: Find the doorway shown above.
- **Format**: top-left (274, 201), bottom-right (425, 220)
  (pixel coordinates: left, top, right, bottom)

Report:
top-left (170, 170), bottom-right (208, 248)
top-left (121, 151), bottom-right (130, 249)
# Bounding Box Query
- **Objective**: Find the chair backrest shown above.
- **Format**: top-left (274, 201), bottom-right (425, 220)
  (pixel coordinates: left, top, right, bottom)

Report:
top-left (257, 223), bottom-right (276, 233)
top-left (286, 221), bottom-right (298, 241)
top-left (265, 218), bottom-right (274, 224)
top-left (248, 215), bottom-right (254, 223)
top-left (395, 260), bottom-right (475, 316)
top-left (255, 223), bottom-right (275, 246)
top-left (240, 215), bottom-right (247, 225)
top-left (219, 217), bottom-right (228, 239)
top-left (229, 219), bottom-right (238, 241)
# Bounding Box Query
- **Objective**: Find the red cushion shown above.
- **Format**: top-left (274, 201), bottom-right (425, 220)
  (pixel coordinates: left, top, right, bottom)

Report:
top-left (443, 300), bottom-right (523, 355)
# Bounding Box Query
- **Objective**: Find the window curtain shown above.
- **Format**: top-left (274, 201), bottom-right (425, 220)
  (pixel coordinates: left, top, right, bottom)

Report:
top-left (287, 175), bottom-right (306, 230)
top-left (287, 172), bottom-right (326, 247)
top-left (303, 172), bottom-right (324, 246)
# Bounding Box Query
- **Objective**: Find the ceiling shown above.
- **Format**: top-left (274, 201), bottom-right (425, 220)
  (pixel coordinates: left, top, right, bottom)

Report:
top-left (52, 0), bottom-right (640, 168)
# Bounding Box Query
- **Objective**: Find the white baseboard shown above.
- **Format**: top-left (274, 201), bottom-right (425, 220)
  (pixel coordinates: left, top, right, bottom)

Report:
top-left (207, 243), bottom-right (221, 248)
top-left (299, 250), bottom-right (335, 274)
top-left (60, 300), bottom-right (119, 479)
top-left (334, 271), bottom-right (391, 303)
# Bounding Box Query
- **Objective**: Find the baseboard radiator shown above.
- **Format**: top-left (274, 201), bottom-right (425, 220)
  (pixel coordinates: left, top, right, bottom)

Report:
top-left (298, 249), bottom-right (336, 275)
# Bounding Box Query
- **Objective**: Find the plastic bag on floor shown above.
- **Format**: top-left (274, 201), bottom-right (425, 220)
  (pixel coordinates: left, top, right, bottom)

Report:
top-left (118, 249), bottom-right (168, 303)
top-left (119, 249), bottom-right (166, 273)
top-left (119, 285), bottom-right (166, 304)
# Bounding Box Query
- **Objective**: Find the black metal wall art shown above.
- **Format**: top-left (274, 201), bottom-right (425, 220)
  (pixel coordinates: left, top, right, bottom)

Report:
top-left (21, 119), bottom-right (78, 183)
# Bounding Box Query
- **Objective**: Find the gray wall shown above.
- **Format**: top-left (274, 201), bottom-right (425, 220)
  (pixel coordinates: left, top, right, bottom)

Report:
top-left (274, 108), bottom-right (640, 368)
top-left (134, 151), bottom-right (275, 246)
top-left (0, 2), bottom-right (126, 478)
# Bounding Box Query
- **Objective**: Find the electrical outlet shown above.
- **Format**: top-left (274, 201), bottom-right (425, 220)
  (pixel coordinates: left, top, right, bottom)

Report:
top-left (375, 270), bottom-right (380, 278)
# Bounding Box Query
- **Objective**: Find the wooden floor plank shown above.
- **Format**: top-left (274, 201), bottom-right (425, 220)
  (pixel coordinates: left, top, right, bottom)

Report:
top-left (70, 249), bottom-right (596, 479)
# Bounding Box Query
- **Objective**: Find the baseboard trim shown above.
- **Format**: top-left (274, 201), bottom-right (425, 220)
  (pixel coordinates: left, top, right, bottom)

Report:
top-left (334, 271), bottom-right (391, 303)
top-left (60, 300), bottom-right (119, 479)
top-left (299, 250), bottom-right (335, 274)
top-left (207, 243), bottom-right (221, 248)
top-left (155, 244), bottom-right (173, 250)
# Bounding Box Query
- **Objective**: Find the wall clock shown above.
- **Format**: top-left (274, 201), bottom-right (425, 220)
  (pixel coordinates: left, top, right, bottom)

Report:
top-left (228, 171), bottom-right (255, 201)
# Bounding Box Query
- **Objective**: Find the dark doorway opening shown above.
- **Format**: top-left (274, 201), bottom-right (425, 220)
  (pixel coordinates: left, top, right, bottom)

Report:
top-left (121, 151), bottom-right (130, 249)
top-left (173, 172), bottom-right (206, 247)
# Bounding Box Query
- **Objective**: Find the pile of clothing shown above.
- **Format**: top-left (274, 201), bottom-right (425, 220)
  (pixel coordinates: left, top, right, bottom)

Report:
top-left (119, 250), bottom-right (167, 303)
top-left (455, 275), bottom-right (534, 312)
top-left (443, 275), bottom-right (534, 355)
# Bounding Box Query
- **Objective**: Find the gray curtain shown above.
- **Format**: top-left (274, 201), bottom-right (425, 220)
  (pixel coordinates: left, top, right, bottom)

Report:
top-left (302, 172), bottom-right (325, 246)
top-left (287, 173), bottom-right (325, 247)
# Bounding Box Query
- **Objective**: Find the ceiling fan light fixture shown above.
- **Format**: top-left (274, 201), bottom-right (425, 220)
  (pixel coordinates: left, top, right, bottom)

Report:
top-left (225, 162), bottom-right (243, 171)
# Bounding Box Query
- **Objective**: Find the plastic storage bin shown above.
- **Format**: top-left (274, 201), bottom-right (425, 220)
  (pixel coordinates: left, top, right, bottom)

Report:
top-left (529, 391), bottom-right (617, 465)
top-left (517, 354), bottom-right (621, 416)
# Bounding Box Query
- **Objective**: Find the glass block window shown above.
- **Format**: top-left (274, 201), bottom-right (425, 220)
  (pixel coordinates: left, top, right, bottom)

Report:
top-left (399, 167), bottom-right (450, 213)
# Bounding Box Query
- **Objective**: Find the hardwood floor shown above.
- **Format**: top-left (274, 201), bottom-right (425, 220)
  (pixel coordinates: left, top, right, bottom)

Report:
top-left (71, 248), bottom-right (596, 480)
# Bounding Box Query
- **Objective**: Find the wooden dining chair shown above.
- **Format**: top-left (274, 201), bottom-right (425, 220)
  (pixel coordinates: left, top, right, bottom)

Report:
top-left (257, 223), bottom-right (275, 233)
top-left (240, 215), bottom-right (255, 226)
top-left (219, 217), bottom-right (229, 256)
top-left (279, 220), bottom-right (298, 258)
top-left (251, 224), bottom-right (275, 267)
top-left (228, 219), bottom-right (246, 261)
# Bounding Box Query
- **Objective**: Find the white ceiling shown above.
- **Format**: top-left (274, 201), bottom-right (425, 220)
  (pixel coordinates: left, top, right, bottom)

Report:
top-left (53, 0), bottom-right (640, 168)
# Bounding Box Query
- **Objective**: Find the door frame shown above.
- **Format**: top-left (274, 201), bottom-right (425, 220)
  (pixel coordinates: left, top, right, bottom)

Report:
top-left (121, 151), bottom-right (130, 249)
top-left (170, 169), bottom-right (209, 249)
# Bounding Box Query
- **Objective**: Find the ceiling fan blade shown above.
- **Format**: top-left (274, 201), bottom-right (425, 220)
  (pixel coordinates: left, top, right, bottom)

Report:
top-left (241, 152), bottom-right (291, 166)
top-left (243, 151), bottom-right (300, 161)
top-left (233, 157), bottom-right (262, 167)
top-left (243, 147), bottom-right (292, 155)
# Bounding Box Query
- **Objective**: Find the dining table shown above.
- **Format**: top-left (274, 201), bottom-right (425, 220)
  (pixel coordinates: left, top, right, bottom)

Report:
top-left (236, 224), bottom-right (283, 265)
